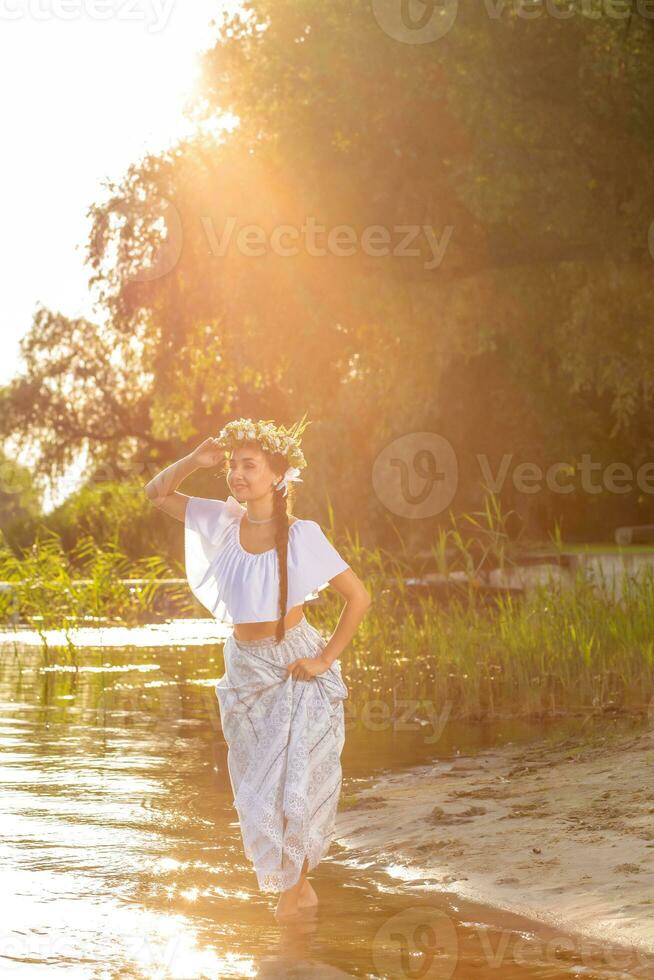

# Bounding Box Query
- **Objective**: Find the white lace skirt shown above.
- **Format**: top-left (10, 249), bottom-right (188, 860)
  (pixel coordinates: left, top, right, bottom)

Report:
top-left (215, 615), bottom-right (349, 893)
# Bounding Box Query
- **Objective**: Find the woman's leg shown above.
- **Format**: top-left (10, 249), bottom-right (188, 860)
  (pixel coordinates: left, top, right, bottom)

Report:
top-left (274, 833), bottom-right (317, 917)
top-left (297, 859), bottom-right (319, 907)
top-left (274, 857), bottom-right (306, 915)
top-left (219, 622), bottom-right (346, 913)
top-left (274, 630), bottom-right (347, 917)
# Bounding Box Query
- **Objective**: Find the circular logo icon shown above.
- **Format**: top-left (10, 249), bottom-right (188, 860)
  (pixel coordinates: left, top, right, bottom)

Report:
top-left (93, 674), bottom-right (185, 737)
top-left (372, 431), bottom-right (458, 518)
top-left (372, 0), bottom-right (459, 44)
top-left (127, 196), bottom-right (183, 283)
top-left (93, 196), bottom-right (183, 285)
top-left (372, 906), bottom-right (459, 978)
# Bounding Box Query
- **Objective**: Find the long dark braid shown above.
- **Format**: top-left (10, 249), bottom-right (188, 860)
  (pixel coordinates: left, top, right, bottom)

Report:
top-left (222, 445), bottom-right (295, 643)
top-left (271, 452), bottom-right (296, 644)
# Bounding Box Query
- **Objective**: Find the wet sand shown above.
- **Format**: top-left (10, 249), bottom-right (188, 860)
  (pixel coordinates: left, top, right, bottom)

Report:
top-left (335, 723), bottom-right (654, 966)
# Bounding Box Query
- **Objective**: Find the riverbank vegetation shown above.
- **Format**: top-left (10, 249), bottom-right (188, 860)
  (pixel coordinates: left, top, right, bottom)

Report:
top-left (2, 498), bottom-right (652, 721)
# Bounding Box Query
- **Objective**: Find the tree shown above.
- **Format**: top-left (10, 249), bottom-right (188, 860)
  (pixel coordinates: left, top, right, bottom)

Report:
top-left (4, 0), bottom-right (654, 542)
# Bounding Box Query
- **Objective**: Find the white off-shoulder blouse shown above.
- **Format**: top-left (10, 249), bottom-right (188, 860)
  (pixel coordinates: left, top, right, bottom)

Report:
top-left (184, 494), bottom-right (351, 624)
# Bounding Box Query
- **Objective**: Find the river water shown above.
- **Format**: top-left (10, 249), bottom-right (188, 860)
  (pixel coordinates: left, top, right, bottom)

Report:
top-left (0, 619), bottom-right (647, 979)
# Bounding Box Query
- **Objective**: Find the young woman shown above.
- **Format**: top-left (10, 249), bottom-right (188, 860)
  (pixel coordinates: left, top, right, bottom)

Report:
top-left (144, 418), bottom-right (371, 920)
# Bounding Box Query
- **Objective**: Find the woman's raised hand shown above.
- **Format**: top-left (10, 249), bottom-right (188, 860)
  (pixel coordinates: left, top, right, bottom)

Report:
top-left (191, 437), bottom-right (224, 469)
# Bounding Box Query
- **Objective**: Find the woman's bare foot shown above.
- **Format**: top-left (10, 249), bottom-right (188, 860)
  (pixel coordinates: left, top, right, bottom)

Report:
top-left (297, 878), bottom-right (318, 908)
top-left (274, 891), bottom-right (301, 921)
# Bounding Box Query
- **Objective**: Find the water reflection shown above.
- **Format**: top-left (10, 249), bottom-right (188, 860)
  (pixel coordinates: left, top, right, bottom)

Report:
top-left (0, 620), bottom-right (648, 978)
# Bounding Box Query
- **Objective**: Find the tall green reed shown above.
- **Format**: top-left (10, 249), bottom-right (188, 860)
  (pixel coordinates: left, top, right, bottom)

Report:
top-left (3, 494), bottom-right (654, 720)
top-left (0, 527), bottom-right (183, 654)
top-left (315, 492), bottom-right (654, 721)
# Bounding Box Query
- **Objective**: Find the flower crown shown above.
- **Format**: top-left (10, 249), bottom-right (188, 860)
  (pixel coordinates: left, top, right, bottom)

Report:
top-left (215, 414), bottom-right (310, 471)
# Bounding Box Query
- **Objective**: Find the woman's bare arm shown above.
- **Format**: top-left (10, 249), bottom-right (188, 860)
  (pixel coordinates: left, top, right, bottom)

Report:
top-left (143, 437), bottom-right (224, 523)
top-left (315, 568), bottom-right (372, 667)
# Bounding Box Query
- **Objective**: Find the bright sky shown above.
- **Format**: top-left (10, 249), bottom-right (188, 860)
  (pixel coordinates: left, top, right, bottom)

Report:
top-left (0, 0), bottom-right (237, 387)
top-left (0, 1), bottom-right (240, 508)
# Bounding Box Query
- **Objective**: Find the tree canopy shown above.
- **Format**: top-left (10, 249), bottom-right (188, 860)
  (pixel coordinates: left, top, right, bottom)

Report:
top-left (3, 0), bottom-right (654, 544)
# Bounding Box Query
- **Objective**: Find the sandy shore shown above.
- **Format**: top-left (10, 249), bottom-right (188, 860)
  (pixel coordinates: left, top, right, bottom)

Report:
top-left (335, 723), bottom-right (654, 966)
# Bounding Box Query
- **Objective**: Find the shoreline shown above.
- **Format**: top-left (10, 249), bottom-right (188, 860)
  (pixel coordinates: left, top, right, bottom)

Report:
top-left (335, 723), bottom-right (654, 970)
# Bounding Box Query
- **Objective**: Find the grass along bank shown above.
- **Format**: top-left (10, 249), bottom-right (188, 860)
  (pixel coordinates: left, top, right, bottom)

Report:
top-left (1, 504), bottom-right (653, 721)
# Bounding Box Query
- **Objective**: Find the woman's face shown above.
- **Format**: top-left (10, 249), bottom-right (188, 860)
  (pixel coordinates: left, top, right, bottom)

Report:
top-left (226, 444), bottom-right (280, 501)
